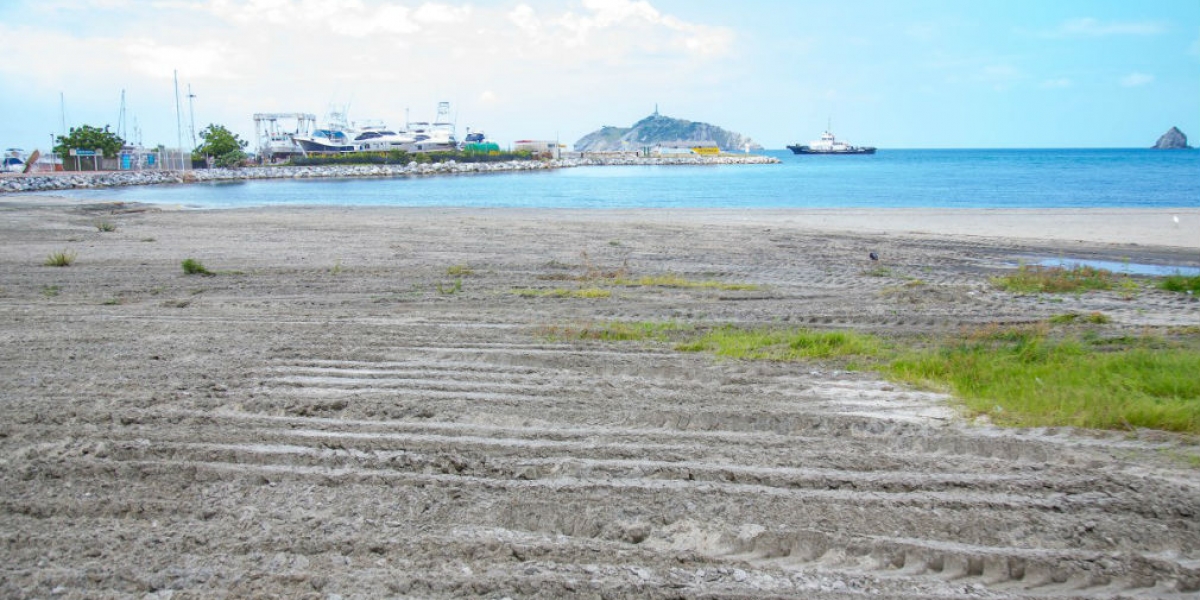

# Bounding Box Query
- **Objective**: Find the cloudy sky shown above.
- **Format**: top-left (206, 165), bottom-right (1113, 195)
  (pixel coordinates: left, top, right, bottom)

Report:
top-left (1, 0), bottom-right (1198, 152)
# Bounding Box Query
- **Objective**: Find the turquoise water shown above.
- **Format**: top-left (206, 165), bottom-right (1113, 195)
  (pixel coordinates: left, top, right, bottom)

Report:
top-left (27, 149), bottom-right (1200, 210)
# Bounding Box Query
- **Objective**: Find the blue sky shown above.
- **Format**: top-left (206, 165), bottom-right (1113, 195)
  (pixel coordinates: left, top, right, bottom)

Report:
top-left (1, 0), bottom-right (1197, 152)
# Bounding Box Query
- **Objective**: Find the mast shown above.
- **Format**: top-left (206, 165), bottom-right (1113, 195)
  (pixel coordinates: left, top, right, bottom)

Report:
top-left (117, 90), bottom-right (127, 142)
top-left (174, 70), bottom-right (184, 168)
top-left (187, 84), bottom-right (198, 150)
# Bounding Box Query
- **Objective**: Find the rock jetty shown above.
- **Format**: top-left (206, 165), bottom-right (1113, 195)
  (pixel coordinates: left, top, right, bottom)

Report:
top-left (0, 154), bottom-right (778, 194)
top-left (1152, 127), bottom-right (1191, 149)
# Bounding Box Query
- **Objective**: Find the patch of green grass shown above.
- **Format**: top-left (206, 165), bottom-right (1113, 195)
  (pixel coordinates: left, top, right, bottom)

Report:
top-left (439, 277), bottom-right (460, 294)
top-left (181, 258), bottom-right (214, 276)
top-left (95, 221), bottom-right (117, 232)
top-left (446, 264), bottom-right (474, 277)
top-left (1160, 274), bottom-right (1200, 294)
top-left (44, 250), bottom-right (77, 267)
top-left (677, 325), bottom-right (885, 363)
top-left (514, 287), bottom-right (612, 299)
top-left (613, 274), bottom-right (761, 291)
top-left (1049, 311), bottom-right (1111, 325)
top-left (991, 263), bottom-right (1119, 294)
top-left (42, 285), bottom-right (61, 298)
top-left (539, 321), bottom-right (691, 342)
top-left (862, 266), bottom-right (894, 277)
top-left (887, 326), bottom-right (1200, 434)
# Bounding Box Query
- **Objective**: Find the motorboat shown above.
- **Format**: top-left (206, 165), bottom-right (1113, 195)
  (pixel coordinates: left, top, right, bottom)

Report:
top-left (788, 130), bottom-right (875, 155)
top-left (292, 109), bottom-right (359, 154)
top-left (3, 148), bottom-right (27, 173)
top-left (402, 102), bottom-right (457, 152)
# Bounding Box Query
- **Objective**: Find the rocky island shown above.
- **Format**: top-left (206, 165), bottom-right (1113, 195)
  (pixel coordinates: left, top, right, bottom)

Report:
top-left (574, 110), bottom-right (761, 152)
top-left (1152, 126), bottom-right (1192, 149)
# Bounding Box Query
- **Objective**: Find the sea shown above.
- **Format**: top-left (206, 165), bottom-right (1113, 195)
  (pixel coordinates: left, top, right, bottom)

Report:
top-left (25, 148), bottom-right (1200, 210)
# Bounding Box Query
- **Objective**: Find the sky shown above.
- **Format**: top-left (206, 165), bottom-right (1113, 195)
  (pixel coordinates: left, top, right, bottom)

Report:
top-left (1, 0), bottom-right (1198, 152)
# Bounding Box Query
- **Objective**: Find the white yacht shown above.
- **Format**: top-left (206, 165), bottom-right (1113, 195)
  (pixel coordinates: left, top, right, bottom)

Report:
top-left (3, 148), bottom-right (27, 173)
top-left (403, 102), bottom-right (457, 152)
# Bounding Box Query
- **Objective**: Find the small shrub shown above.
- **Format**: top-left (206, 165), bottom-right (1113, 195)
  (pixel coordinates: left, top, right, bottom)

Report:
top-left (181, 258), bottom-right (214, 276)
top-left (95, 221), bottom-right (117, 232)
top-left (1049, 312), bottom-right (1111, 325)
top-left (1160, 274), bottom-right (1200, 294)
top-left (45, 250), bottom-right (77, 267)
top-left (991, 264), bottom-right (1117, 294)
top-left (437, 279), bottom-right (463, 295)
top-left (446, 265), bottom-right (474, 277)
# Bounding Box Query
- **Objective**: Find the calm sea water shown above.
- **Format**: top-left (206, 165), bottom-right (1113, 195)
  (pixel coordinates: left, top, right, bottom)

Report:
top-left (28, 149), bottom-right (1200, 210)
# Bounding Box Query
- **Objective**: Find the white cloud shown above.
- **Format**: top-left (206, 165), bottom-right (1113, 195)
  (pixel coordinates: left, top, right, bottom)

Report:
top-left (122, 38), bottom-right (237, 80)
top-left (1119, 72), bottom-right (1154, 87)
top-left (1050, 17), bottom-right (1165, 37)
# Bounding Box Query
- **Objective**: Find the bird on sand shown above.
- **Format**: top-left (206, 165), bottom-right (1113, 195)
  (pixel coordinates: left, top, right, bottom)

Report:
top-left (869, 252), bottom-right (879, 261)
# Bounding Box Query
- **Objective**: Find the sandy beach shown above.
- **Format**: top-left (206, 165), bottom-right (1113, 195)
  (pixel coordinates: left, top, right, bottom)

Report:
top-left (2, 198), bottom-right (1198, 598)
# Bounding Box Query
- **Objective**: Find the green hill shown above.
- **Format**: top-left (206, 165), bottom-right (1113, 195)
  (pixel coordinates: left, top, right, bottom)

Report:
top-left (573, 112), bottom-right (762, 152)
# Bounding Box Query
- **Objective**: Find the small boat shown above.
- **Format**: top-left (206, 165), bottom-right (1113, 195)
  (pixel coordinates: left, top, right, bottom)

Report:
top-left (788, 130), bottom-right (875, 155)
top-left (3, 148), bottom-right (27, 172)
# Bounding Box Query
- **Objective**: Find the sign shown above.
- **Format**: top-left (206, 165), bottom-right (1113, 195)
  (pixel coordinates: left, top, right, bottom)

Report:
top-left (70, 149), bottom-right (99, 157)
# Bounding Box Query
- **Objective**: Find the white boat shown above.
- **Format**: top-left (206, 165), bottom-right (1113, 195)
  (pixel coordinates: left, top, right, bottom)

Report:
top-left (402, 102), bottom-right (457, 152)
top-left (787, 129), bottom-right (876, 155)
top-left (352, 124), bottom-right (417, 152)
top-left (292, 109), bottom-right (359, 154)
top-left (3, 148), bottom-right (27, 173)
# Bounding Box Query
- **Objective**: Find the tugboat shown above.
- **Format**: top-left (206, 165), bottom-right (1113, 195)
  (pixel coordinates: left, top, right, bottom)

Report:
top-left (788, 130), bottom-right (875, 155)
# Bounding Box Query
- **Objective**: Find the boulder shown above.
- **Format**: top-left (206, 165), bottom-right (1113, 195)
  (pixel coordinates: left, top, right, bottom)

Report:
top-left (1152, 127), bottom-right (1191, 149)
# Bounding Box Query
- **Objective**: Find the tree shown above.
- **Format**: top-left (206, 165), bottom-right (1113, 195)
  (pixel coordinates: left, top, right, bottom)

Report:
top-left (54, 125), bottom-right (125, 159)
top-left (194, 124), bottom-right (249, 168)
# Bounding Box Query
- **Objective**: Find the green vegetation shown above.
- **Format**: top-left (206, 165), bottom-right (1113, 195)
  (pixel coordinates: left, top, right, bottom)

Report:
top-left (437, 279), bottom-right (463, 295)
top-left (1048, 312), bottom-right (1111, 325)
top-left (42, 285), bottom-right (61, 297)
top-left (538, 321), bottom-right (691, 342)
top-left (194, 123), bottom-right (249, 168)
top-left (888, 325), bottom-right (1200, 433)
top-left (1160, 274), bottom-right (1200, 294)
top-left (44, 250), bottom-right (77, 267)
top-left (550, 318), bottom-right (1200, 435)
top-left (181, 258), bottom-right (214, 276)
top-left (446, 264), bottom-right (474, 277)
top-left (991, 263), bottom-right (1122, 294)
top-left (612, 274), bottom-right (761, 291)
top-left (677, 325), bottom-right (885, 362)
top-left (54, 124), bottom-right (124, 169)
top-left (514, 287), bottom-right (612, 299)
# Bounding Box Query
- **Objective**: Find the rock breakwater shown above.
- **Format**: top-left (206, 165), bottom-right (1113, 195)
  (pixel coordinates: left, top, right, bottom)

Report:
top-left (0, 154), bottom-right (778, 194)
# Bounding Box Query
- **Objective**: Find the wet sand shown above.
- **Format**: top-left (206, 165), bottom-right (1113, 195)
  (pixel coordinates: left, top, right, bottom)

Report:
top-left (2, 199), bottom-right (1198, 598)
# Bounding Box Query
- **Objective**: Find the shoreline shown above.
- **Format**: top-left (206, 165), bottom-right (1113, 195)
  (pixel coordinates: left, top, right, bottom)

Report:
top-left (0, 154), bottom-right (779, 194)
top-left (5, 195), bottom-right (1199, 251)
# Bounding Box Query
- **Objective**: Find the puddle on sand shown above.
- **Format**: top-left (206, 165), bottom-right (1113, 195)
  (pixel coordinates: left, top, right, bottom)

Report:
top-left (1021, 258), bottom-right (1200, 277)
